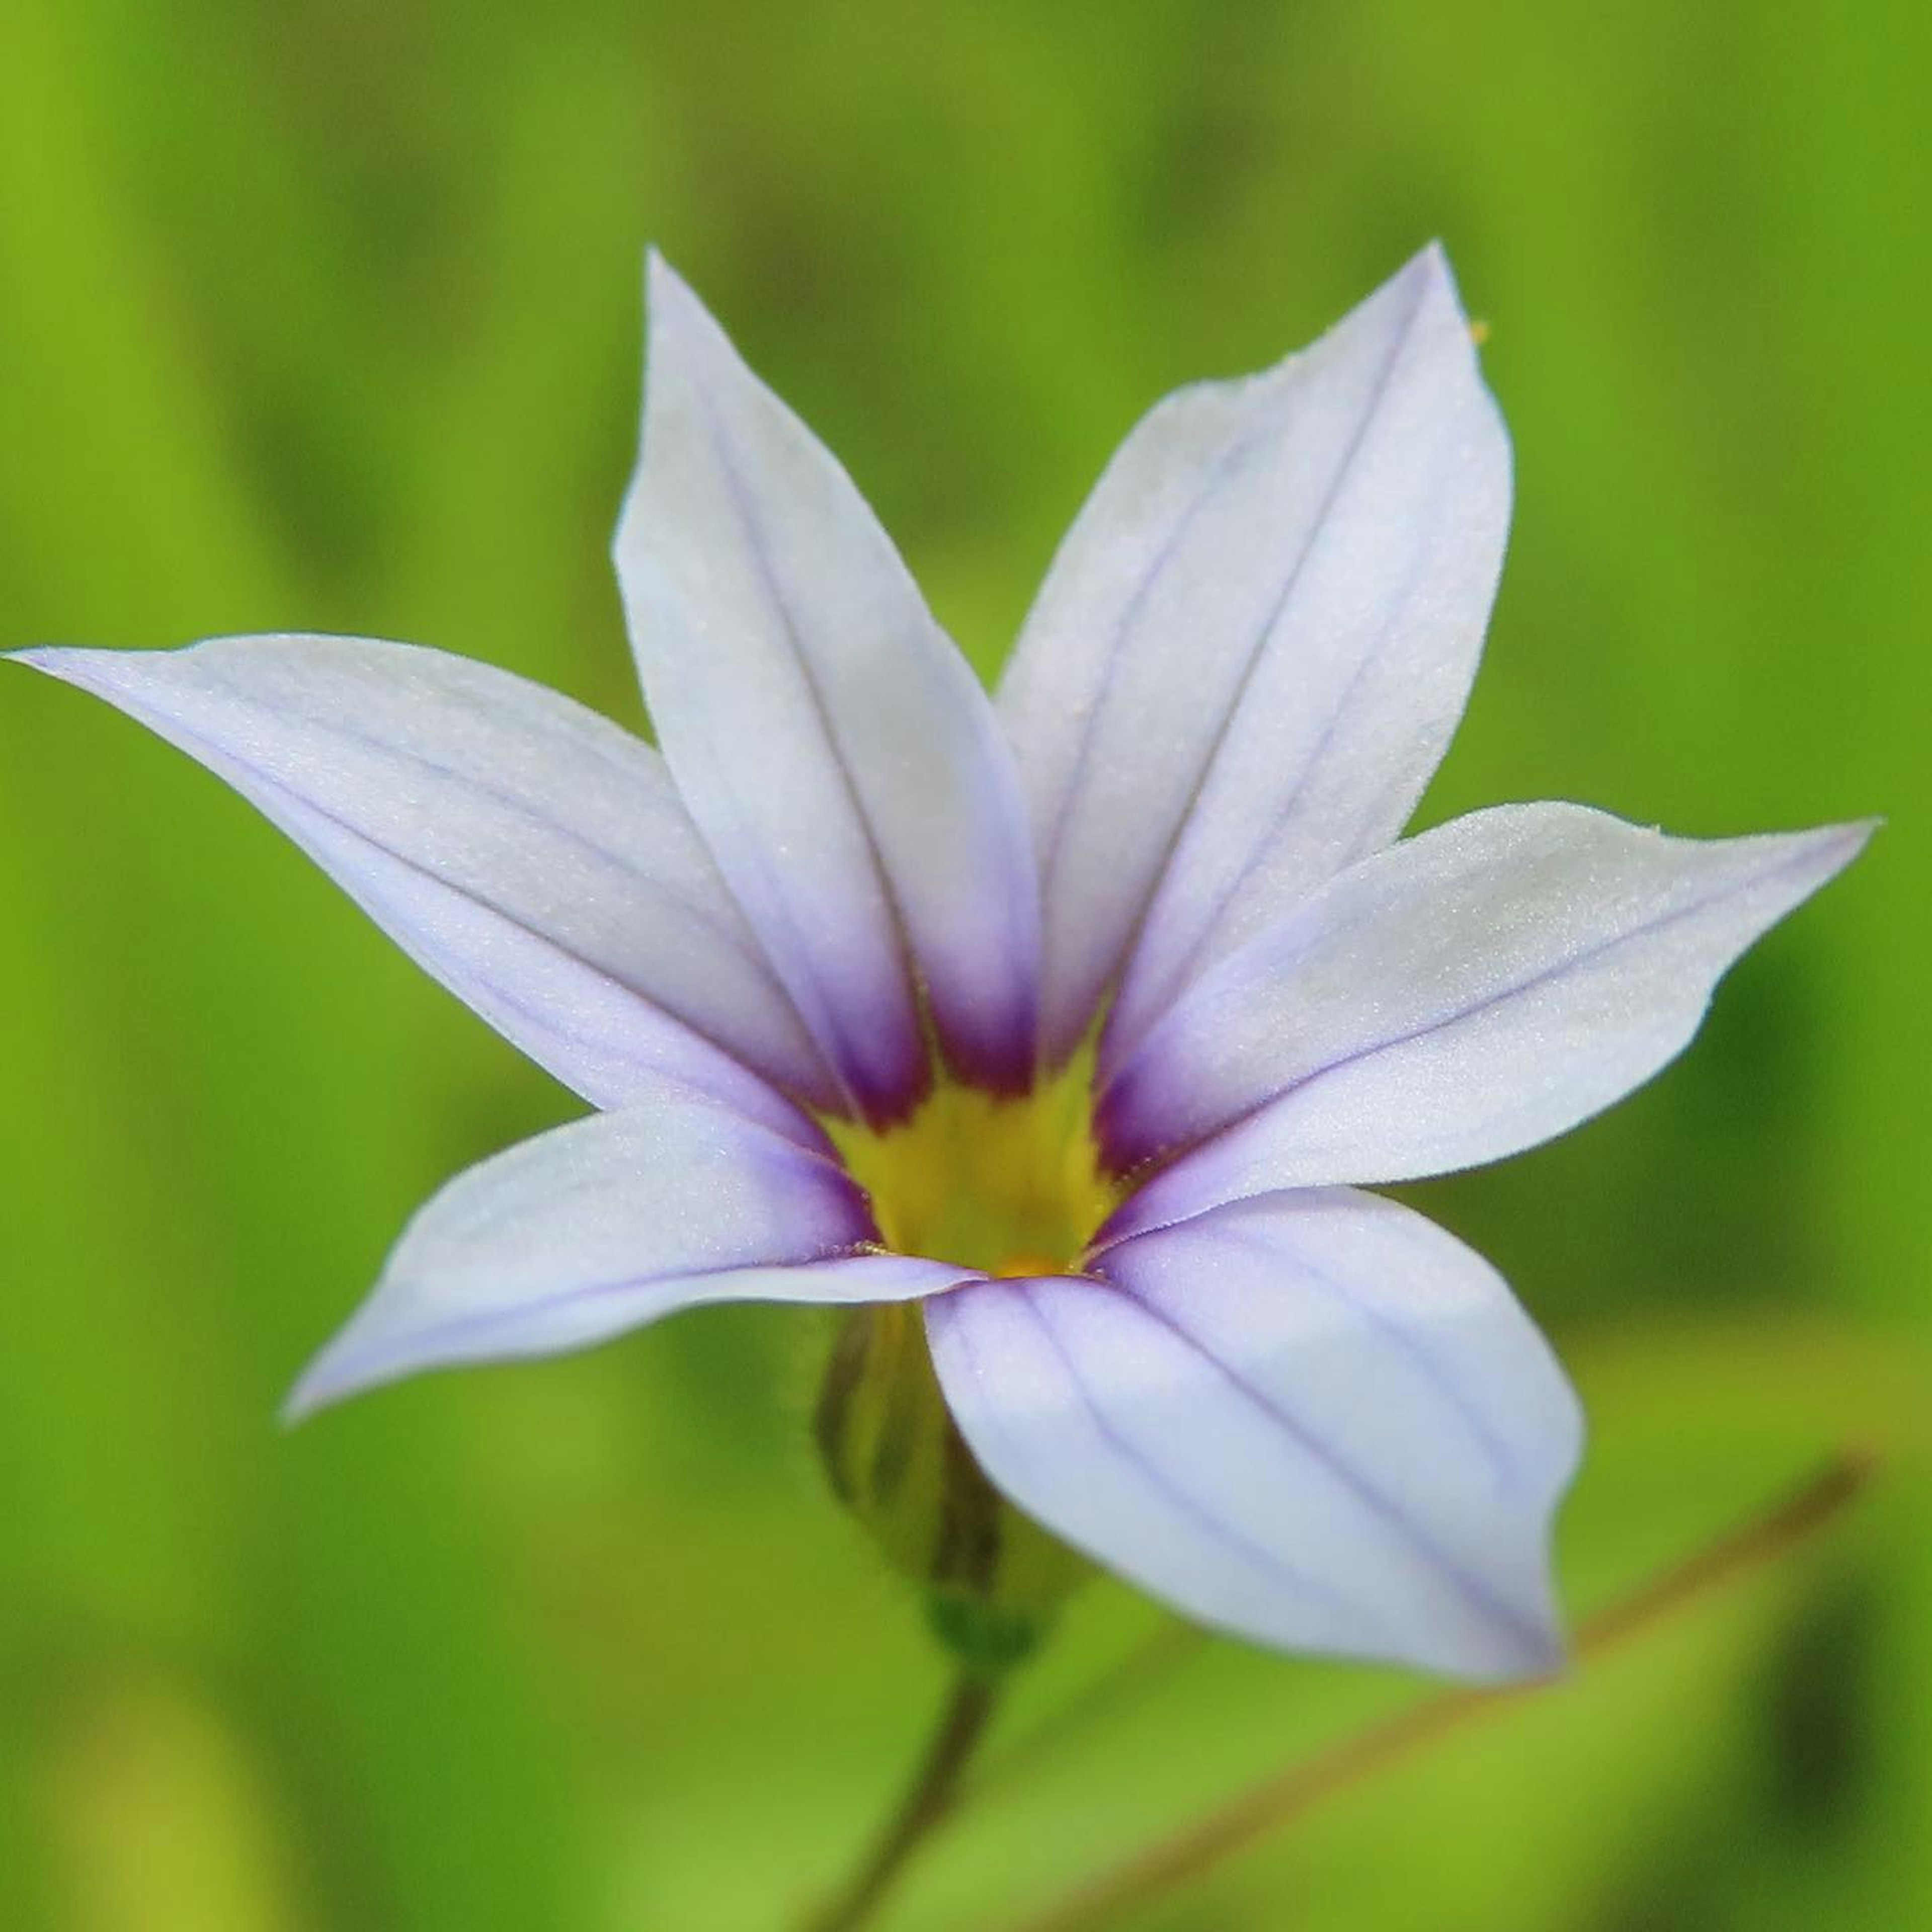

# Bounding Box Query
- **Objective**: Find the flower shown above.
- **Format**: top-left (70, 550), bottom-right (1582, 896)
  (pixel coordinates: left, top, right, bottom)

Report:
top-left (12, 247), bottom-right (1868, 1681)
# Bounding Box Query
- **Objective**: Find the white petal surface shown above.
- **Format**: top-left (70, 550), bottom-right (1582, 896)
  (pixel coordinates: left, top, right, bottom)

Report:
top-left (614, 258), bottom-right (1041, 1118)
top-left (999, 245), bottom-right (1508, 1063)
top-left (1100, 804), bottom-right (1873, 1221)
top-left (927, 1190), bottom-right (1580, 1678)
top-left (289, 1085), bottom-right (971, 1417)
top-left (17, 637), bottom-right (835, 1122)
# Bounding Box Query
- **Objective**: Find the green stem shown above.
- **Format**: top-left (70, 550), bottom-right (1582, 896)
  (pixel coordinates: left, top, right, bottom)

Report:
top-left (802, 1669), bottom-right (1003, 1932)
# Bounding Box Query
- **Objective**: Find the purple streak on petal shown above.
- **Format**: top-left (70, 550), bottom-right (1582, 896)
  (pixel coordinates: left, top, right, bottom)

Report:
top-left (14, 638), bottom-right (839, 1117)
top-left (1062, 1283), bottom-right (1548, 1659)
top-left (1104, 456), bottom-right (1484, 1059)
top-left (287, 1082), bottom-right (976, 1418)
top-left (1167, 1206), bottom-right (1522, 1493)
top-left (276, 789), bottom-right (820, 1136)
top-left (1000, 247), bottom-right (1506, 1063)
top-left (935, 1277), bottom-right (1377, 1628)
top-left (292, 1251), bottom-right (967, 1421)
top-left (929, 1192), bottom-right (1578, 1679)
top-left (614, 257), bottom-right (1040, 1118)
top-left (1025, 425), bottom-right (1266, 931)
top-left (1098, 805), bottom-right (1874, 1192)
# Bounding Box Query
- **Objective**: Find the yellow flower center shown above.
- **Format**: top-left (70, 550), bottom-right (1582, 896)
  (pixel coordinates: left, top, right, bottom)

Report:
top-left (827, 1055), bottom-right (1119, 1277)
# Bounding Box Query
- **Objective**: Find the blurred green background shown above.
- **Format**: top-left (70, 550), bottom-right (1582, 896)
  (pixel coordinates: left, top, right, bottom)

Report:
top-left (2, 2), bottom-right (1927, 1926)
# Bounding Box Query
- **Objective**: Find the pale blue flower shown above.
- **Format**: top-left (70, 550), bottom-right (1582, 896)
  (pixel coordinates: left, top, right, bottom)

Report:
top-left (14, 248), bottom-right (1868, 1680)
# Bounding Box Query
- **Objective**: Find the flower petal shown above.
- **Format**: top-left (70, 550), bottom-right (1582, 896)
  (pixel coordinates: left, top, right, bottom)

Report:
top-left (14, 636), bottom-right (835, 1125)
top-left (999, 245), bottom-right (1507, 1063)
top-left (613, 257), bottom-right (1041, 1117)
top-left (927, 1190), bottom-right (1580, 1678)
top-left (1100, 804), bottom-right (1873, 1224)
top-left (288, 1084), bottom-right (971, 1418)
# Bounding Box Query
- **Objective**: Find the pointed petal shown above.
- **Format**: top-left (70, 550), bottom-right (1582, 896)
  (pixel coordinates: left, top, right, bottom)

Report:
top-left (288, 1084), bottom-right (970, 1418)
top-left (927, 1190), bottom-right (1579, 1679)
top-left (1100, 804), bottom-right (1873, 1224)
top-left (1000, 246), bottom-right (1508, 1062)
top-left (15, 636), bottom-right (835, 1123)
top-left (613, 258), bottom-right (1041, 1116)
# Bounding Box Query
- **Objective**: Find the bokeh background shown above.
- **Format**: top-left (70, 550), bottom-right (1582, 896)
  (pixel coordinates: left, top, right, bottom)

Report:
top-left (2, 3), bottom-right (1927, 1927)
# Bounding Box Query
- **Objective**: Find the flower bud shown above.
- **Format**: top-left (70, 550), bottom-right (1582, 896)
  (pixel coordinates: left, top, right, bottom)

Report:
top-left (815, 1301), bottom-right (1088, 1671)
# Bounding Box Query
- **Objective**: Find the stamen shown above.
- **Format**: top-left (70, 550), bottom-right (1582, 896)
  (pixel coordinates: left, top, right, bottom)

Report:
top-left (827, 1054), bottom-right (1118, 1276)
top-left (994, 1254), bottom-right (1061, 1280)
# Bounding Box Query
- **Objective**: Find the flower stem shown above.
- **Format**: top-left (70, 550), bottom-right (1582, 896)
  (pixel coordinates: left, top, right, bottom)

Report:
top-left (1004, 1451), bottom-right (1874, 1932)
top-left (803, 1668), bottom-right (1003, 1932)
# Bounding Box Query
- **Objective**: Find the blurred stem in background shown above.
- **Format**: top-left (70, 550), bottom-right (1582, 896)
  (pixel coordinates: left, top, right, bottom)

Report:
top-left (1004, 1452), bottom-right (1875, 1932)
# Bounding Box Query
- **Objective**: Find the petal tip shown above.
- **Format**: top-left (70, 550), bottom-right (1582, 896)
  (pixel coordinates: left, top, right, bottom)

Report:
top-left (1421, 1565), bottom-right (1570, 1683)
top-left (280, 1304), bottom-right (413, 1424)
top-left (7, 643), bottom-right (80, 680)
top-left (1826, 815), bottom-right (1882, 862)
top-left (638, 253), bottom-right (739, 428)
top-left (644, 249), bottom-right (710, 343)
top-left (6, 643), bottom-right (173, 696)
top-left (278, 1372), bottom-right (334, 1429)
top-left (1768, 815), bottom-right (1879, 902)
top-left (1390, 241), bottom-right (1489, 367)
top-left (279, 1342), bottom-right (365, 1426)
top-left (277, 1392), bottom-right (316, 1430)
top-left (1400, 237), bottom-right (1463, 310)
top-left (643, 244), bottom-right (682, 301)
top-left (1479, 1604), bottom-right (1571, 1684)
